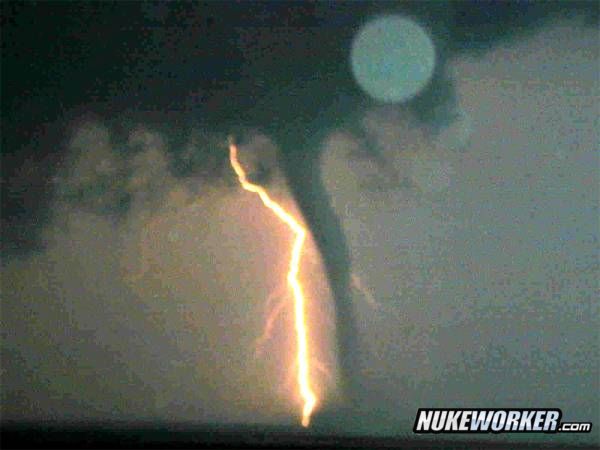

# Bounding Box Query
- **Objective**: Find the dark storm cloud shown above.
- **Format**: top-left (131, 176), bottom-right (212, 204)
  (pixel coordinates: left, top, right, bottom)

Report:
top-left (1, 1), bottom-right (597, 256)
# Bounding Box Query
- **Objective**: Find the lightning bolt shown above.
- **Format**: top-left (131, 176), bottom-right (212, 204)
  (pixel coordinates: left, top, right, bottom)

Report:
top-left (228, 140), bottom-right (317, 428)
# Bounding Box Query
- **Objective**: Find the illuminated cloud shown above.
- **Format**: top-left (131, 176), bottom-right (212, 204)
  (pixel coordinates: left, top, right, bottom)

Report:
top-left (2, 122), bottom-right (336, 425)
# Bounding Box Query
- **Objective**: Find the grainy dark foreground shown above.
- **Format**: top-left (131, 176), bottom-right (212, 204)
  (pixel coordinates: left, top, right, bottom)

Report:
top-left (1, 423), bottom-right (596, 449)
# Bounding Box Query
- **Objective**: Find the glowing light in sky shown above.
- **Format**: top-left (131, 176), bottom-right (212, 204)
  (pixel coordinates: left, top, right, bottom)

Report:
top-left (351, 15), bottom-right (436, 103)
top-left (228, 139), bottom-right (317, 427)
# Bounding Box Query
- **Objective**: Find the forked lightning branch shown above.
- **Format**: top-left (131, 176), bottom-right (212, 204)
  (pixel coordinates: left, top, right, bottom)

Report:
top-left (414, 409), bottom-right (592, 434)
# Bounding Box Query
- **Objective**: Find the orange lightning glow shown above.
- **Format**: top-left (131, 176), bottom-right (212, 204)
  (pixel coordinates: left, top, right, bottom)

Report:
top-left (228, 140), bottom-right (317, 428)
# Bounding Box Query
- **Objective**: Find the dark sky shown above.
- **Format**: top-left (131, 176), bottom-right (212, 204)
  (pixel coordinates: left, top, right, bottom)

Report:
top-left (2, 1), bottom-right (597, 257)
top-left (1, 1), bottom-right (598, 446)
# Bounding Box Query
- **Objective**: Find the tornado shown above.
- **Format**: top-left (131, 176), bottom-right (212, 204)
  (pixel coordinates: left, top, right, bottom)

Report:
top-left (233, 13), bottom-right (440, 426)
top-left (281, 136), bottom-right (364, 425)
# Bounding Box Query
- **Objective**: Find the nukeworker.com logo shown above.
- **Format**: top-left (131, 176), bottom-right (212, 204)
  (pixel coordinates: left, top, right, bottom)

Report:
top-left (413, 408), bottom-right (592, 434)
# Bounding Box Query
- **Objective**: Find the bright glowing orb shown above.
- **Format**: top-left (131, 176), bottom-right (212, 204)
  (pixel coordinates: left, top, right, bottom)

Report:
top-left (351, 15), bottom-right (436, 103)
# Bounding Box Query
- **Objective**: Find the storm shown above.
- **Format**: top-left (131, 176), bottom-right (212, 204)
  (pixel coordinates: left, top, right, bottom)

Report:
top-left (1, 2), bottom-right (598, 448)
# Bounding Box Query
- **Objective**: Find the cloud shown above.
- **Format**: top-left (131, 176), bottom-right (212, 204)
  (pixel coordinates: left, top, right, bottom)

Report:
top-left (1, 122), bottom-right (337, 425)
top-left (319, 18), bottom-right (598, 441)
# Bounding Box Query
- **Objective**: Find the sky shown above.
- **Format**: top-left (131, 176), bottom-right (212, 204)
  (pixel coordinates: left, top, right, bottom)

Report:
top-left (320, 20), bottom-right (598, 443)
top-left (1, 1), bottom-right (598, 446)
